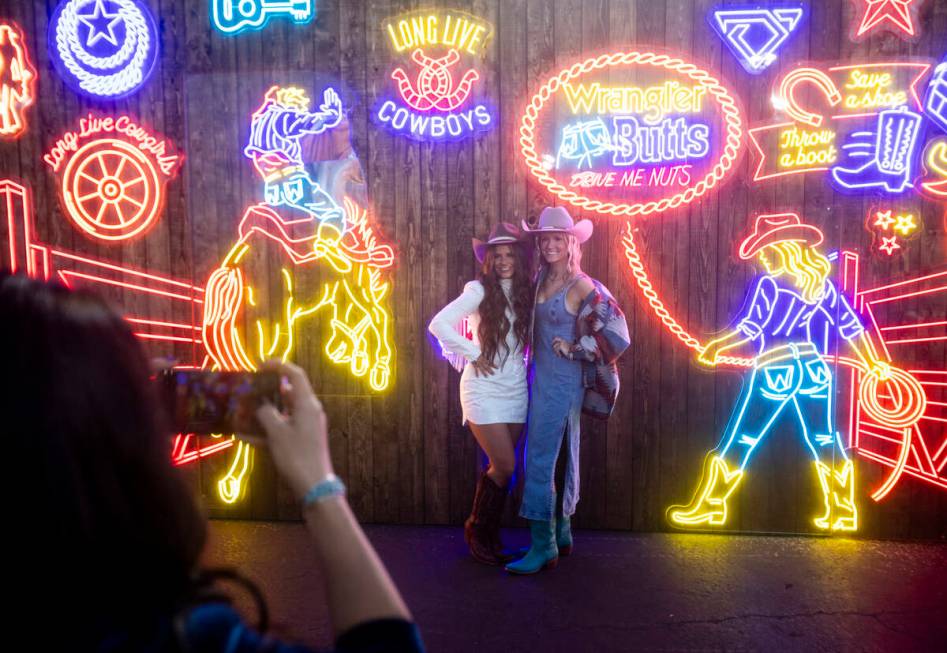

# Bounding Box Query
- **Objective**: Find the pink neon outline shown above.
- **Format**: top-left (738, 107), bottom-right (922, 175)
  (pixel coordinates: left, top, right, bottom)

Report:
top-left (880, 320), bottom-right (947, 331)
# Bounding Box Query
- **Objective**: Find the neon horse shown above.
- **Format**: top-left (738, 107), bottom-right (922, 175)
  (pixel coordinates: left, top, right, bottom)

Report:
top-left (201, 196), bottom-right (395, 502)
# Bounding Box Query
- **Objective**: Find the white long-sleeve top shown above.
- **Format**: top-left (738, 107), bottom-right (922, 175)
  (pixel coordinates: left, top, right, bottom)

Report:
top-left (428, 279), bottom-right (528, 425)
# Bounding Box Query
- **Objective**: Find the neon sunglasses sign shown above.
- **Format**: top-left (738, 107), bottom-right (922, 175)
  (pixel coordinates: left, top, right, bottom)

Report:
top-left (48, 0), bottom-right (158, 100)
top-left (520, 51), bottom-right (744, 218)
top-left (374, 10), bottom-right (494, 142)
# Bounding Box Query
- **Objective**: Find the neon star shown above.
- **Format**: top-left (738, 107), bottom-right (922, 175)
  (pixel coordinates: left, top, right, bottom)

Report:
top-left (893, 213), bottom-right (917, 235)
top-left (78, 0), bottom-right (123, 48)
top-left (855, 0), bottom-right (918, 38)
top-left (873, 210), bottom-right (895, 230)
top-left (879, 236), bottom-right (901, 255)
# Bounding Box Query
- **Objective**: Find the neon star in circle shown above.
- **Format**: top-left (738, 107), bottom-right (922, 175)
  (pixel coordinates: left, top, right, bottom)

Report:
top-left (48, 0), bottom-right (159, 100)
top-left (893, 213), bottom-right (917, 235)
top-left (855, 0), bottom-right (919, 38)
top-left (873, 210), bottom-right (895, 230)
top-left (78, 0), bottom-right (122, 47)
top-left (879, 236), bottom-right (901, 255)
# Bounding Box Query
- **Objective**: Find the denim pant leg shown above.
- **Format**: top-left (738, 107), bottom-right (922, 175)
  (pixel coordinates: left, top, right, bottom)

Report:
top-left (519, 413), bottom-right (568, 521)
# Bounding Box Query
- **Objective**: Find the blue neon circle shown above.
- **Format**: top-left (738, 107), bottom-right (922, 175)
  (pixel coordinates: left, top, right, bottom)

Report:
top-left (48, 0), bottom-right (159, 100)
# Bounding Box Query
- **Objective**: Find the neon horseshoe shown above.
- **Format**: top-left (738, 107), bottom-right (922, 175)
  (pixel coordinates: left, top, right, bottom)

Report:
top-left (391, 48), bottom-right (479, 112)
top-left (775, 67), bottom-right (842, 127)
top-left (921, 140), bottom-right (947, 198)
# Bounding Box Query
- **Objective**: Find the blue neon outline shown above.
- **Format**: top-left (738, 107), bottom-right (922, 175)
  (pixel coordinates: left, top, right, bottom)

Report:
top-left (712, 273), bottom-right (864, 471)
top-left (830, 106), bottom-right (924, 195)
top-left (48, 0), bottom-right (159, 100)
top-left (708, 5), bottom-right (806, 75)
top-left (211, 0), bottom-right (316, 35)
top-left (372, 97), bottom-right (495, 142)
top-left (552, 115), bottom-right (713, 170)
top-left (923, 61), bottom-right (947, 134)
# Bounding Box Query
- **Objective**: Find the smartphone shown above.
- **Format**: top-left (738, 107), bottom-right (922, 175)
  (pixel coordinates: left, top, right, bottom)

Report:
top-left (159, 370), bottom-right (282, 435)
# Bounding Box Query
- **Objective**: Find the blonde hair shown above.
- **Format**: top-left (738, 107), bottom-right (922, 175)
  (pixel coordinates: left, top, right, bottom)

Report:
top-left (759, 241), bottom-right (830, 303)
top-left (536, 233), bottom-right (583, 277)
top-left (271, 86), bottom-right (310, 111)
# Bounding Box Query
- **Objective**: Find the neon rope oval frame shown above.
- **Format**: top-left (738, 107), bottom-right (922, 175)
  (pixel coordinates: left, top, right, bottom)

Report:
top-left (519, 51), bottom-right (745, 218)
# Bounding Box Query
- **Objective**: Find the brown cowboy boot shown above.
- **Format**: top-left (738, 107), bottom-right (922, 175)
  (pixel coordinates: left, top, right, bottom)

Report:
top-left (480, 475), bottom-right (518, 563)
top-left (464, 473), bottom-right (500, 565)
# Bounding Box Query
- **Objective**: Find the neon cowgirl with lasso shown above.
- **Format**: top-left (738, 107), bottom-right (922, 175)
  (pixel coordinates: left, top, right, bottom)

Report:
top-left (669, 213), bottom-right (891, 532)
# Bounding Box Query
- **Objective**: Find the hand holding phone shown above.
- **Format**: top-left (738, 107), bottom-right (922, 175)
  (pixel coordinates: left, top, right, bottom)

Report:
top-left (160, 370), bottom-right (282, 436)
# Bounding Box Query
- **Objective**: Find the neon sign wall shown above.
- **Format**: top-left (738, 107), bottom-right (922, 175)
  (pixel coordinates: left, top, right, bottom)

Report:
top-left (0, 22), bottom-right (37, 138)
top-left (199, 84), bottom-right (396, 502)
top-left (374, 10), bottom-right (494, 141)
top-left (520, 51), bottom-right (743, 218)
top-left (653, 214), bottom-right (928, 531)
top-left (48, 0), bottom-right (159, 100)
top-left (43, 115), bottom-right (183, 242)
top-left (750, 61), bottom-right (932, 185)
top-left (211, 0), bottom-right (316, 35)
top-left (709, 6), bottom-right (805, 74)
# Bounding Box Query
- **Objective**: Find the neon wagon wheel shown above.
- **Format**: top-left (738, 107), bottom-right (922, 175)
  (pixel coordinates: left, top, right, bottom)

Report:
top-left (61, 139), bottom-right (162, 241)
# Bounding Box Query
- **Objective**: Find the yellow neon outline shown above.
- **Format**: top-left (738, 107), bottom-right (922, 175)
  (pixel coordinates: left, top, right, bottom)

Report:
top-left (667, 454), bottom-right (743, 527)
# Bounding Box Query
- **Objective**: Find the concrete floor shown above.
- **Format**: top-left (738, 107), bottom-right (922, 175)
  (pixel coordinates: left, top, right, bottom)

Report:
top-left (204, 522), bottom-right (947, 652)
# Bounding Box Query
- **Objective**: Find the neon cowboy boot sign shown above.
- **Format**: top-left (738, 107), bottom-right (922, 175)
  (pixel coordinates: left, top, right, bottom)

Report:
top-left (831, 105), bottom-right (924, 194)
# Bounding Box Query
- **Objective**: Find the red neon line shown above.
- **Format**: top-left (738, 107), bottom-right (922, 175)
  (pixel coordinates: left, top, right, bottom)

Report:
top-left (172, 439), bottom-right (234, 465)
top-left (880, 320), bottom-right (947, 332)
top-left (924, 415), bottom-right (947, 424)
top-left (58, 270), bottom-right (204, 304)
top-left (919, 381), bottom-right (947, 387)
top-left (133, 332), bottom-right (203, 344)
top-left (857, 450), bottom-right (947, 489)
top-left (51, 249), bottom-right (205, 292)
top-left (859, 429), bottom-right (907, 445)
top-left (858, 271), bottom-right (947, 297)
top-left (126, 317), bottom-right (201, 331)
top-left (867, 285), bottom-right (947, 305)
top-left (907, 370), bottom-right (947, 376)
top-left (884, 335), bottom-right (947, 345)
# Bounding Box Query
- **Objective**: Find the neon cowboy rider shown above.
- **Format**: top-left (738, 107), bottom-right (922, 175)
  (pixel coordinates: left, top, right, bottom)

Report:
top-left (244, 85), bottom-right (347, 244)
top-left (669, 213), bottom-right (891, 532)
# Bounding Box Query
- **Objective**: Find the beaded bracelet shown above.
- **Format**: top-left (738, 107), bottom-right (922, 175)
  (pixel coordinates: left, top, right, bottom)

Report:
top-left (302, 474), bottom-right (346, 508)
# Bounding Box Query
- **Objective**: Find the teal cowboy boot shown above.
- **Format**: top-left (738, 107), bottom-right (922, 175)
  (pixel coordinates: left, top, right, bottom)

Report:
top-left (556, 513), bottom-right (573, 556)
top-left (505, 520), bottom-right (558, 575)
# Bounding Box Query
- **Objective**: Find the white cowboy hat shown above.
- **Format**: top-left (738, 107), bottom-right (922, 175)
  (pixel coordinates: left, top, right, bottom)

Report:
top-left (521, 206), bottom-right (593, 243)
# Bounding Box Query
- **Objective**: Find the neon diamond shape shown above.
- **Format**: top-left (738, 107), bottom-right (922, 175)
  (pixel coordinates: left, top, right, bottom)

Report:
top-left (710, 6), bottom-right (806, 74)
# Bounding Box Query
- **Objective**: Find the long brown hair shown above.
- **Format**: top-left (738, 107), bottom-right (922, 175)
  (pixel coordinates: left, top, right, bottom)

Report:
top-left (477, 243), bottom-right (532, 363)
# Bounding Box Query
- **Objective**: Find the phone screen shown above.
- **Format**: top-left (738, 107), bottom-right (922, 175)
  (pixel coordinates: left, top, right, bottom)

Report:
top-left (160, 370), bottom-right (281, 435)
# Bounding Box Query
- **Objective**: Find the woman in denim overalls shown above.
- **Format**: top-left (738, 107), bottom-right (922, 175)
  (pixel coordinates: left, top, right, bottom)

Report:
top-left (507, 207), bottom-right (596, 575)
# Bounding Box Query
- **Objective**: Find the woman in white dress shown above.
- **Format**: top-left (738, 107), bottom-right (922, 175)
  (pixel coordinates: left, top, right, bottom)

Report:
top-left (428, 223), bottom-right (532, 565)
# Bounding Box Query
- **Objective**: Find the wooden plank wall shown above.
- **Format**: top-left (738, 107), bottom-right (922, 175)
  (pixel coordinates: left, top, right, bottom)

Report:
top-left (1, 0), bottom-right (944, 538)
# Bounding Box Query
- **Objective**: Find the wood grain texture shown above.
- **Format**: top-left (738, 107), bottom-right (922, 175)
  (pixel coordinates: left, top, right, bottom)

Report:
top-left (0, 0), bottom-right (943, 539)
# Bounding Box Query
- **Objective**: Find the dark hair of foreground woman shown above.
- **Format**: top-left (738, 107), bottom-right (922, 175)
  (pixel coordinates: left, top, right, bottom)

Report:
top-left (3, 272), bottom-right (423, 652)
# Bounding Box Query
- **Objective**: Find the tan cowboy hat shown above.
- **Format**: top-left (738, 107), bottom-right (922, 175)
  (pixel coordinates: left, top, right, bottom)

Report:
top-left (472, 222), bottom-right (524, 263)
top-left (521, 206), bottom-right (593, 243)
top-left (738, 213), bottom-right (824, 260)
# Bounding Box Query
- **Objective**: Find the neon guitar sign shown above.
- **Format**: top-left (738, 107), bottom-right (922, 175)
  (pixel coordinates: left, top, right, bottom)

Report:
top-left (211, 0), bottom-right (315, 35)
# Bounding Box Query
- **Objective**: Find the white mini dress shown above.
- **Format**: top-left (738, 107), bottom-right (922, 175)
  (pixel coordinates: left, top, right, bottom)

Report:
top-left (428, 279), bottom-right (528, 425)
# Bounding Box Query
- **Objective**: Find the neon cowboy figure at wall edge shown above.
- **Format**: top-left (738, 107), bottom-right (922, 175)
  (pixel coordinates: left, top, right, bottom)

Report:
top-left (668, 213), bottom-right (893, 533)
top-left (244, 85), bottom-right (347, 247)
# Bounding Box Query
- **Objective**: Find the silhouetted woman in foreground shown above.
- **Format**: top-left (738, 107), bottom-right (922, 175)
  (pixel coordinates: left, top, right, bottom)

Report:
top-left (3, 272), bottom-right (423, 652)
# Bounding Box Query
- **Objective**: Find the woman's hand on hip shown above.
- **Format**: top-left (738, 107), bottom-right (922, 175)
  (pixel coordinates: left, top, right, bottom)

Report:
top-left (471, 355), bottom-right (496, 377)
